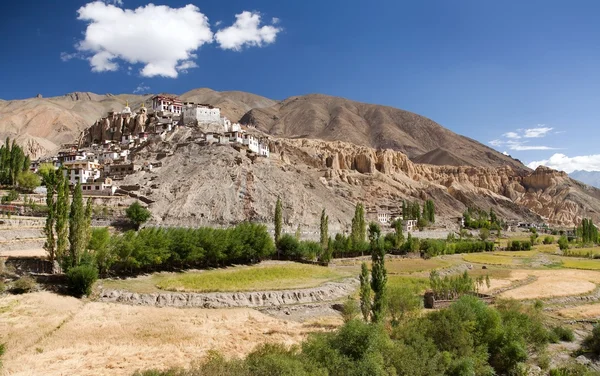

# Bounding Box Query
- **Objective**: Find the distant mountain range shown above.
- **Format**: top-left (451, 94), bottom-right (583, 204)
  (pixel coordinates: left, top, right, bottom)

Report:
top-left (569, 170), bottom-right (600, 188)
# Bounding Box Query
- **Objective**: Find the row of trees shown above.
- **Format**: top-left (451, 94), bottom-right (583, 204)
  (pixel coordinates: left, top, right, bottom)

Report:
top-left (578, 218), bottom-right (599, 244)
top-left (401, 199), bottom-right (435, 223)
top-left (44, 169), bottom-right (92, 272)
top-left (0, 138), bottom-right (30, 186)
top-left (359, 222), bottom-right (387, 323)
top-left (463, 207), bottom-right (503, 230)
top-left (89, 223), bottom-right (275, 275)
top-left (429, 270), bottom-right (490, 300)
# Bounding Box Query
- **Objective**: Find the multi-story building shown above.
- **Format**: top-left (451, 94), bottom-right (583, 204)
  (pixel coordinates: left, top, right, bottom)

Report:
top-left (182, 103), bottom-right (222, 125)
top-left (81, 178), bottom-right (117, 196)
top-left (62, 160), bottom-right (101, 185)
top-left (152, 95), bottom-right (182, 114)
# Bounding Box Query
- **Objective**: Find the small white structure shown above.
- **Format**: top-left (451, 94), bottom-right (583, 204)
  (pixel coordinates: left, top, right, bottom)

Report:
top-left (259, 142), bottom-right (270, 157)
top-left (377, 211), bottom-right (391, 224)
top-left (402, 219), bottom-right (418, 232)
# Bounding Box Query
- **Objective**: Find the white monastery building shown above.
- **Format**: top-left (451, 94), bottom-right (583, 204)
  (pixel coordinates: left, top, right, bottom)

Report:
top-left (152, 95), bottom-right (182, 115)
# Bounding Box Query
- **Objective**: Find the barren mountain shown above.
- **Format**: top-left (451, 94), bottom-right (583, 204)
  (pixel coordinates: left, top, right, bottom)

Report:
top-left (121, 129), bottom-right (598, 230)
top-left (0, 89), bottom-right (274, 158)
top-left (240, 94), bottom-right (524, 170)
top-left (570, 170), bottom-right (600, 189)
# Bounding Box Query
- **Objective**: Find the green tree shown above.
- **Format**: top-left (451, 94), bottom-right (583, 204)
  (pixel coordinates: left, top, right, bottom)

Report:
top-left (55, 175), bottom-right (70, 267)
top-left (68, 183), bottom-right (86, 268)
top-left (319, 208), bottom-right (328, 250)
top-left (479, 228), bottom-right (490, 241)
top-left (359, 262), bottom-right (371, 322)
top-left (387, 286), bottom-right (422, 325)
top-left (43, 169), bottom-right (57, 268)
top-left (16, 171), bottom-right (40, 191)
top-left (126, 201), bottom-right (151, 230)
top-left (370, 225), bottom-right (387, 323)
top-left (558, 235), bottom-right (569, 251)
top-left (424, 200), bottom-right (435, 223)
top-left (351, 203), bottom-right (366, 245)
top-left (393, 219), bottom-right (404, 248)
top-left (274, 197), bottom-right (282, 244)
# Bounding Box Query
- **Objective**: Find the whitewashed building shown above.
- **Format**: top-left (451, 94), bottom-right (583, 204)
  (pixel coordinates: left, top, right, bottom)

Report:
top-left (182, 103), bottom-right (221, 125)
top-left (81, 178), bottom-right (117, 196)
top-left (377, 211), bottom-right (391, 224)
top-left (152, 95), bottom-right (182, 114)
top-left (62, 160), bottom-right (101, 185)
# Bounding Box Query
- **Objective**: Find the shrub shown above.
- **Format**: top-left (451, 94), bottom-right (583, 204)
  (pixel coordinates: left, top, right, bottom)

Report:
top-left (479, 228), bottom-right (490, 241)
top-left (11, 275), bottom-right (36, 294)
top-left (543, 236), bottom-right (554, 245)
top-left (126, 201), bottom-right (151, 229)
top-left (583, 324), bottom-right (600, 356)
top-left (16, 171), bottom-right (41, 191)
top-left (299, 241), bottom-right (322, 261)
top-left (66, 265), bottom-right (99, 297)
top-left (387, 285), bottom-right (422, 325)
top-left (507, 240), bottom-right (532, 251)
top-left (1, 190), bottom-right (18, 204)
top-left (0, 343), bottom-right (5, 369)
top-left (277, 234), bottom-right (301, 259)
top-left (341, 298), bottom-right (360, 323)
top-left (558, 236), bottom-right (569, 251)
top-left (552, 326), bottom-right (575, 342)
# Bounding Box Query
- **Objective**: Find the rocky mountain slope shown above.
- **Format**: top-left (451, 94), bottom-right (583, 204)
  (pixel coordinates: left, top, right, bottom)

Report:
top-left (3, 89), bottom-right (522, 171)
top-left (0, 89), bottom-right (274, 158)
top-left (121, 129), bottom-right (598, 229)
top-left (240, 94), bottom-right (524, 170)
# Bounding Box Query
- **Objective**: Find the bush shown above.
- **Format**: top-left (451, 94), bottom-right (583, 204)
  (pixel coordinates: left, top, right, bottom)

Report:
top-left (341, 298), bottom-right (360, 323)
top-left (507, 240), bottom-right (532, 251)
top-left (1, 190), bottom-right (18, 204)
top-left (16, 171), bottom-right (41, 191)
top-left (583, 324), bottom-right (600, 356)
top-left (543, 236), bottom-right (554, 245)
top-left (558, 236), bottom-right (569, 251)
top-left (11, 275), bottom-right (36, 294)
top-left (277, 234), bottom-right (301, 259)
top-left (126, 201), bottom-right (151, 229)
top-left (387, 285), bottom-right (422, 325)
top-left (66, 265), bottom-right (99, 297)
top-left (551, 326), bottom-right (575, 342)
top-left (0, 342), bottom-right (4, 369)
top-left (0, 280), bottom-right (4, 293)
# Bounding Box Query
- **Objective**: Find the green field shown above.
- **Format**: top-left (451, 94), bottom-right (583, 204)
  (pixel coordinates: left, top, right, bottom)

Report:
top-left (153, 263), bottom-right (348, 293)
top-left (387, 275), bottom-right (430, 293)
top-left (560, 258), bottom-right (600, 270)
top-left (463, 253), bottom-right (515, 266)
top-left (493, 250), bottom-right (538, 258)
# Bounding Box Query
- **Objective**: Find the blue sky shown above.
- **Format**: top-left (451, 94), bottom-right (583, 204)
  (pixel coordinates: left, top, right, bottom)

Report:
top-left (1, 0), bottom-right (600, 171)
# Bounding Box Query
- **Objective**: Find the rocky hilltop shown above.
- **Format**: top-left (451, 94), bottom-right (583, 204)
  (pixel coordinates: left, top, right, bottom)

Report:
top-left (120, 130), bottom-right (598, 228)
top-left (3, 89), bottom-right (521, 171)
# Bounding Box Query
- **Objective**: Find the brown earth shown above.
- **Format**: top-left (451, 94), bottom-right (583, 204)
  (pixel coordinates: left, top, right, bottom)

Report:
top-left (0, 292), bottom-right (334, 376)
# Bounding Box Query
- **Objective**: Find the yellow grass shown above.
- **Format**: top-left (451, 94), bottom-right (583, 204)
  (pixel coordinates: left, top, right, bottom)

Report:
top-left (463, 253), bottom-right (515, 265)
top-left (500, 269), bottom-right (600, 299)
top-left (560, 258), bottom-right (600, 270)
top-left (493, 250), bottom-right (538, 258)
top-left (384, 258), bottom-right (451, 274)
top-left (557, 303), bottom-right (600, 320)
top-left (0, 292), bottom-right (331, 376)
top-left (146, 263), bottom-right (348, 293)
top-left (387, 275), bottom-right (430, 293)
top-left (564, 247), bottom-right (600, 257)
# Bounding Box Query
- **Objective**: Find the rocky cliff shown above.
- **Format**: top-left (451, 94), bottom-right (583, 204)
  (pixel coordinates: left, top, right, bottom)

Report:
top-left (120, 132), bottom-right (596, 229)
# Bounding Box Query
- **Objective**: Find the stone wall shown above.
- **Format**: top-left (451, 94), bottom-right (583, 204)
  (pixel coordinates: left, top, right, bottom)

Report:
top-left (98, 278), bottom-right (359, 308)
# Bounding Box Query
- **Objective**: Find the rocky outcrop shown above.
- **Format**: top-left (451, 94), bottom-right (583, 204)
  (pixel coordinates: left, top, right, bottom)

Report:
top-left (98, 278), bottom-right (359, 308)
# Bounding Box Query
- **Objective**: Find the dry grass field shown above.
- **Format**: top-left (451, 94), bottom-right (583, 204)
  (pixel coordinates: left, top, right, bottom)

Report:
top-left (556, 303), bottom-right (600, 320)
top-left (0, 292), bottom-right (331, 376)
top-left (499, 269), bottom-right (600, 300)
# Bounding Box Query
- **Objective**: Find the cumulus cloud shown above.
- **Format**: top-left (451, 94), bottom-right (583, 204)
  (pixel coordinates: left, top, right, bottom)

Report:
top-left (64, 3), bottom-right (282, 78)
top-left (527, 153), bottom-right (600, 173)
top-left (73, 2), bottom-right (213, 78)
top-left (133, 82), bottom-right (150, 94)
top-left (523, 126), bottom-right (553, 138)
top-left (215, 11), bottom-right (282, 51)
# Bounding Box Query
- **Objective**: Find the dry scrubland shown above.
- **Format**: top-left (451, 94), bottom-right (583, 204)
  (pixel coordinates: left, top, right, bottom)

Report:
top-left (0, 292), bottom-right (334, 376)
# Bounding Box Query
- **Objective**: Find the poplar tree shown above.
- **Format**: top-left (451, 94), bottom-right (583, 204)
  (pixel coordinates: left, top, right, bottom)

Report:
top-left (351, 203), bottom-right (366, 245)
top-left (68, 183), bottom-right (85, 268)
top-left (55, 174), bottom-right (70, 267)
top-left (274, 197), bottom-right (282, 244)
top-left (320, 208), bottom-right (328, 250)
top-left (359, 262), bottom-right (371, 321)
top-left (84, 198), bottom-right (93, 248)
top-left (43, 170), bottom-right (57, 267)
top-left (370, 223), bottom-right (387, 323)
top-left (393, 219), bottom-right (404, 247)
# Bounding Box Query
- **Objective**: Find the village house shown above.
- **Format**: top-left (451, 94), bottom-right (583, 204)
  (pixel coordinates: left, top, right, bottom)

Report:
top-left (81, 177), bottom-right (117, 196)
top-left (377, 211), bottom-right (391, 224)
top-left (62, 160), bottom-right (101, 185)
top-left (105, 162), bottom-right (140, 179)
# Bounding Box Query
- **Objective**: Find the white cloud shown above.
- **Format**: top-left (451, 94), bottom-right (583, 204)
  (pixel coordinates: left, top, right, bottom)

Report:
top-left (503, 131), bottom-right (521, 139)
top-left (176, 60), bottom-right (198, 73)
top-left (74, 2), bottom-right (214, 78)
top-left (103, 0), bottom-right (123, 5)
top-left (488, 139), bottom-right (556, 151)
top-left (272, 17), bottom-right (280, 24)
top-left (215, 11), bottom-right (282, 51)
top-left (523, 126), bottom-right (553, 138)
top-left (214, 20), bottom-right (222, 26)
top-left (133, 82), bottom-right (150, 94)
top-left (527, 153), bottom-right (600, 173)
